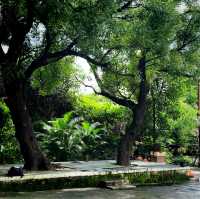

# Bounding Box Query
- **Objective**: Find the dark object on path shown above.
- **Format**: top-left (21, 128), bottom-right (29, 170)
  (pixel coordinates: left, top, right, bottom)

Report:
top-left (180, 162), bottom-right (187, 167)
top-left (7, 167), bottom-right (24, 177)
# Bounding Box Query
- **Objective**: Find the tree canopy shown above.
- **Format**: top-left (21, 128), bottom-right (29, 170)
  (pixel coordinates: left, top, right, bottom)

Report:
top-left (1, 0), bottom-right (200, 169)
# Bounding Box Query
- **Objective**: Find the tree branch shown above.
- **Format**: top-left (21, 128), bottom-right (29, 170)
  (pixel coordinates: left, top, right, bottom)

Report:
top-left (68, 50), bottom-right (109, 68)
top-left (100, 89), bottom-right (136, 109)
top-left (75, 76), bottom-right (99, 94)
top-left (159, 68), bottom-right (196, 79)
top-left (76, 73), bottom-right (135, 109)
top-left (25, 43), bottom-right (109, 79)
top-left (177, 35), bottom-right (200, 52)
top-left (91, 67), bottom-right (136, 109)
top-left (5, 1), bottom-right (34, 64)
top-left (25, 29), bottom-right (54, 78)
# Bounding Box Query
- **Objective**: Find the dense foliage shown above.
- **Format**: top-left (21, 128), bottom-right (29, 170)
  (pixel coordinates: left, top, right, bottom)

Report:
top-left (35, 111), bottom-right (119, 161)
top-left (0, 101), bottom-right (22, 163)
top-left (138, 77), bottom-right (197, 164)
top-left (75, 95), bottom-right (130, 126)
top-left (1, 0), bottom-right (200, 168)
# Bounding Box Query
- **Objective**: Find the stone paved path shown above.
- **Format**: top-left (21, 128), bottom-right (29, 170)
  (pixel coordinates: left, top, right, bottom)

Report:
top-left (0, 160), bottom-right (189, 178)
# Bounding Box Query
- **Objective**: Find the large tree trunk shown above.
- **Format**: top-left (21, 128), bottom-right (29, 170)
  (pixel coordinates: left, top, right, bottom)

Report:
top-left (4, 80), bottom-right (50, 170)
top-left (117, 133), bottom-right (133, 166)
top-left (117, 57), bottom-right (148, 166)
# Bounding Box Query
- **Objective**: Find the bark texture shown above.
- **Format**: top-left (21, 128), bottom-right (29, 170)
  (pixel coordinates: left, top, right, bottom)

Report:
top-left (4, 80), bottom-right (50, 170)
top-left (117, 57), bottom-right (149, 166)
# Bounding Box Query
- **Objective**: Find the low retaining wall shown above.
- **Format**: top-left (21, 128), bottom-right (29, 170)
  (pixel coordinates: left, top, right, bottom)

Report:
top-left (0, 167), bottom-right (190, 192)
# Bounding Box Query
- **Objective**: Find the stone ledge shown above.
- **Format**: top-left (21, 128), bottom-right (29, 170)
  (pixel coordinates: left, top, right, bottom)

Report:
top-left (0, 161), bottom-right (191, 192)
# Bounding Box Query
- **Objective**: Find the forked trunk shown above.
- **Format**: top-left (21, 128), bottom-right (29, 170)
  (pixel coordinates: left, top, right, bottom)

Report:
top-left (4, 81), bottom-right (50, 170)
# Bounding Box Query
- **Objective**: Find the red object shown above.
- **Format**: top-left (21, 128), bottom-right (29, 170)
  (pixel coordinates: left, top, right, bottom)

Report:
top-left (186, 170), bottom-right (194, 177)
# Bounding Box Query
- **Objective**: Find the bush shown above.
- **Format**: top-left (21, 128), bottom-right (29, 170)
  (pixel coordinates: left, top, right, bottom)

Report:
top-left (172, 155), bottom-right (193, 166)
top-left (35, 111), bottom-right (119, 161)
top-left (0, 101), bottom-right (22, 164)
top-left (74, 95), bottom-right (130, 126)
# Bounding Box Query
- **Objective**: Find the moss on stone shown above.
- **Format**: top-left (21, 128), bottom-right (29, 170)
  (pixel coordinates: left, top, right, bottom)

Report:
top-left (0, 170), bottom-right (189, 192)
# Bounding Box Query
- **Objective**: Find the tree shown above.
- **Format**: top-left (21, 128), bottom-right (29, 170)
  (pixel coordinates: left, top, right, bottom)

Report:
top-left (0, 0), bottom-right (127, 170)
top-left (88, 0), bottom-right (200, 165)
top-left (142, 77), bottom-right (197, 154)
top-left (28, 57), bottom-right (79, 121)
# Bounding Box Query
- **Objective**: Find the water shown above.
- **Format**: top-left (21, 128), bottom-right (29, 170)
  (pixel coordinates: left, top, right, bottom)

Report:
top-left (1, 182), bottom-right (200, 199)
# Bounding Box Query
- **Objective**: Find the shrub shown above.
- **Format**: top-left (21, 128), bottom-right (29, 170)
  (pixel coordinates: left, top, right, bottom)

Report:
top-left (172, 155), bottom-right (193, 166)
top-left (0, 101), bottom-right (22, 164)
top-left (35, 112), bottom-right (119, 161)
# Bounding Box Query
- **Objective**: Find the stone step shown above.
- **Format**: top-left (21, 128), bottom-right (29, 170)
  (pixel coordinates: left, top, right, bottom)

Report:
top-left (98, 179), bottom-right (136, 190)
top-left (106, 184), bottom-right (136, 190)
